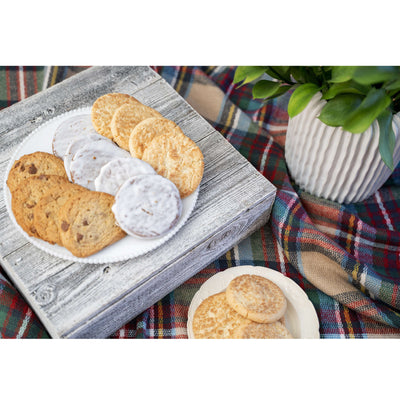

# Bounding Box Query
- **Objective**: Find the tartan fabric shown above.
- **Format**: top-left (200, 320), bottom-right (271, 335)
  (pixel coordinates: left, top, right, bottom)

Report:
top-left (1, 66), bottom-right (400, 339)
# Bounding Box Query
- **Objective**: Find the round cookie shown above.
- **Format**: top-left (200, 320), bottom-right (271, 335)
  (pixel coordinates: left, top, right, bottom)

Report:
top-left (52, 114), bottom-right (97, 159)
top-left (91, 93), bottom-right (141, 140)
top-left (58, 191), bottom-right (126, 258)
top-left (33, 182), bottom-right (88, 245)
top-left (129, 117), bottom-right (183, 159)
top-left (142, 133), bottom-right (204, 198)
top-left (192, 292), bottom-right (248, 339)
top-left (234, 320), bottom-right (293, 339)
top-left (11, 175), bottom-right (70, 238)
top-left (94, 157), bottom-right (156, 196)
top-left (7, 151), bottom-right (68, 193)
top-left (63, 133), bottom-right (111, 181)
top-left (111, 103), bottom-right (162, 151)
top-left (225, 274), bottom-right (287, 324)
top-left (69, 140), bottom-right (130, 190)
top-left (111, 174), bottom-right (182, 238)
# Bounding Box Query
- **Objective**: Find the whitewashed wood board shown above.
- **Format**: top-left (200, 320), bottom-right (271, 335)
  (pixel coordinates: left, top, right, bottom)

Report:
top-left (0, 66), bottom-right (276, 338)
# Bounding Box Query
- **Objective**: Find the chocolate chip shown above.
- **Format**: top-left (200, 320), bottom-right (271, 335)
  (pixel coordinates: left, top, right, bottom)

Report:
top-left (26, 203), bottom-right (35, 209)
top-left (76, 233), bottom-right (83, 242)
top-left (61, 221), bottom-right (70, 231)
top-left (20, 165), bottom-right (25, 171)
top-left (28, 164), bottom-right (37, 174)
top-left (38, 175), bottom-right (47, 180)
top-left (15, 161), bottom-right (21, 168)
top-left (45, 212), bottom-right (51, 218)
top-left (82, 219), bottom-right (89, 226)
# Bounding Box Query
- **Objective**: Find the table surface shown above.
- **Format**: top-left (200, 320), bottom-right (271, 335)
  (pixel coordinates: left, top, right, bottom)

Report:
top-left (1, 66), bottom-right (400, 339)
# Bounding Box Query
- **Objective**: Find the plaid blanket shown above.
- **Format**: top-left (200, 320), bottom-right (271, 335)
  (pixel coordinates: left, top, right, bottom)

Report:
top-left (1, 66), bottom-right (400, 339)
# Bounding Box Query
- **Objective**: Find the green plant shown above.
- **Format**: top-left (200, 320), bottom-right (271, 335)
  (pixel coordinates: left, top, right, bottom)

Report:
top-left (233, 66), bottom-right (400, 170)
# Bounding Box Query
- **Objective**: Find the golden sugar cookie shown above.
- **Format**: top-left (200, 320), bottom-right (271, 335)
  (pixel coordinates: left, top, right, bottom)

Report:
top-left (234, 320), bottom-right (293, 339)
top-left (128, 117), bottom-right (183, 159)
top-left (7, 151), bottom-right (68, 193)
top-left (91, 93), bottom-right (141, 140)
top-left (58, 191), bottom-right (126, 258)
top-left (33, 182), bottom-right (88, 245)
top-left (192, 292), bottom-right (248, 339)
top-left (111, 103), bottom-right (162, 151)
top-left (225, 274), bottom-right (287, 323)
top-left (142, 133), bottom-right (204, 198)
top-left (11, 175), bottom-right (70, 239)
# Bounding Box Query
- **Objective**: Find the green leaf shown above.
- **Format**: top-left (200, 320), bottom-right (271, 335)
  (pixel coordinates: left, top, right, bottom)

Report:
top-left (377, 109), bottom-right (395, 170)
top-left (385, 79), bottom-right (400, 91)
top-left (352, 66), bottom-right (400, 85)
top-left (233, 66), bottom-right (267, 86)
top-left (330, 66), bottom-right (358, 83)
top-left (266, 66), bottom-right (292, 83)
top-left (289, 67), bottom-right (306, 83)
top-left (343, 88), bottom-right (391, 133)
top-left (318, 94), bottom-right (363, 127)
top-left (252, 80), bottom-right (281, 99)
top-left (322, 81), bottom-right (369, 100)
top-left (287, 83), bottom-right (320, 117)
top-left (264, 84), bottom-right (292, 100)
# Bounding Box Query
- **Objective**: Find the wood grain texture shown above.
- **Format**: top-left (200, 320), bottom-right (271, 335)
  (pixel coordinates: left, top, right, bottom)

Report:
top-left (0, 66), bottom-right (276, 338)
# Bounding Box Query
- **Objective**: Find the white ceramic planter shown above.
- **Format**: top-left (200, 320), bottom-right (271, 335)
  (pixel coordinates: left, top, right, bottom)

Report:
top-left (285, 93), bottom-right (400, 203)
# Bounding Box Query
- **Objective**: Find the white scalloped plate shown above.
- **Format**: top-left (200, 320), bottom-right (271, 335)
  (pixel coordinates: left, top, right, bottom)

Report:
top-left (187, 265), bottom-right (320, 339)
top-left (3, 107), bottom-right (199, 264)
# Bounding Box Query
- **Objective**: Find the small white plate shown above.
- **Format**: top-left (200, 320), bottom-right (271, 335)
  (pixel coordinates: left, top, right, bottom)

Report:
top-left (3, 107), bottom-right (199, 264)
top-left (187, 265), bottom-right (320, 339)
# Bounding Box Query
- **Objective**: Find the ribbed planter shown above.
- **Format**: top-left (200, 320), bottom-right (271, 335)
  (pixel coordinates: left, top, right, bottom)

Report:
top-left (285, 93), bottom-right (400, 204)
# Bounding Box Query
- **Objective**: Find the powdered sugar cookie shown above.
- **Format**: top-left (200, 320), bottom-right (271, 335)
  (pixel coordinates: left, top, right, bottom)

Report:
top-left (129, 117), bottom-right (183, 159)
top-left (142, 133), bottom-right (204, 198)
top-left (226, 274), bottom-right (287, 323)
top-left (111, 103), bottom-right (162, 151)
top-left (112, 174), bottom-right (182, 238)
top-left (91, 93), bottom-right (141, 140)
top-left (69, 140), bottom-right (130, 190)
top-left (94, 157), bottom-right (156, 195)
top-left (52, 114), bottom-right (97, 159)
top-left (63, 133), bottom-right (111, 181)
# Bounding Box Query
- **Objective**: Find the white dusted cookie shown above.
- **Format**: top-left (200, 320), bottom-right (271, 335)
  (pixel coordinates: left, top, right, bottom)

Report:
top-left (52, 114), bottom-right (97, 159)
top-left (64, 133), bottom-right (111, 181)
top-left (225, 274), bottom-right (287, 323)
top-left (112, 174), bottom-right (182, 239)
top-left (69, 140), bottom-right (130, 190)
top-left (94, 157), bottom-right (156, 195)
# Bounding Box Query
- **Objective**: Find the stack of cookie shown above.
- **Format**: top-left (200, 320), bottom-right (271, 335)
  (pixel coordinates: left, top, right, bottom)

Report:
top-left (7, 152), bottom-right (126, 257)
top-left (7, 92), bottom-right (204, 257)
top-left (91, 93), bottom-right (204, 199)
top-left (192, 274), bottom-right (293, 339)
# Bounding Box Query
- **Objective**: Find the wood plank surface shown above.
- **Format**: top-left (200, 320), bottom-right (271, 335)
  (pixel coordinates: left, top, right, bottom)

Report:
top-left (0, 66), bottom-right (276, 338)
